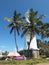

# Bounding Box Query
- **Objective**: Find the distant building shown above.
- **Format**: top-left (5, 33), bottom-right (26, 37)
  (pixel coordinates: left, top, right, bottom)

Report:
top-left (0, 50), bottom-right (3, 58)
top-left (7, 51), bottom-right (20, 57)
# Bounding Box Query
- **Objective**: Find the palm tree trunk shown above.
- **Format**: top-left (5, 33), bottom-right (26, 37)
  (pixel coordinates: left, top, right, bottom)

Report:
top-left (14, 29), bottom-right (18, 52)
top-left (27, 42), bottom-right (30, 58)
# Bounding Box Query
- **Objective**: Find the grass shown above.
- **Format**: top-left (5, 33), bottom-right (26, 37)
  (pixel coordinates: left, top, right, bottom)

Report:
top-left (0, 58), bottom-right (49, 65)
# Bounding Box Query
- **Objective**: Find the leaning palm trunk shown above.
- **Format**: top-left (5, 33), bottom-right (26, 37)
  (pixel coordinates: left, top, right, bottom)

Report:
top-left (14, 29), bottom-right (18, 52)
top-left (27, 42), bottom-right (30, 58)
top-left (27, 31), bottom-right (33, 58)
top-left (28, 33), bottom-right (33, 58)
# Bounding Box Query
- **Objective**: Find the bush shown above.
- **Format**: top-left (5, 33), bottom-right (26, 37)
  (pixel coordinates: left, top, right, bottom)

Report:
top-left (45, 48), bottom-right (49, 57)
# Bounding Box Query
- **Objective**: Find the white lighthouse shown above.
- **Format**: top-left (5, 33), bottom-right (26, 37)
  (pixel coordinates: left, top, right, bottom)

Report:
top-left (24, 10), bottom-right (40, 58)
top-left (25, 34), bottom-right (39, 50)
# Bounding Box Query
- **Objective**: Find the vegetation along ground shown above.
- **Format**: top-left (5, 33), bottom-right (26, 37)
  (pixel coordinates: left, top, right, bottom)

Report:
top-left (0, 58), bottom-right (49, 65)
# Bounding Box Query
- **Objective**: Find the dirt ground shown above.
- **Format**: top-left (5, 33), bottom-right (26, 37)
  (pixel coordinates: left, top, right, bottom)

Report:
top-left (36, 63), bottom-right (49, 65)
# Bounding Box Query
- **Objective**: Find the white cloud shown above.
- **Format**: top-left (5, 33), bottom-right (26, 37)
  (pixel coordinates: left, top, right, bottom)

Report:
top-left (0, 45), bottom-right (6, 48)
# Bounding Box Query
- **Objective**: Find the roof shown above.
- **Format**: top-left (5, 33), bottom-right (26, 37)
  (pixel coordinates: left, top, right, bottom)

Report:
top-left (7, 51), bottom-right (20, 57)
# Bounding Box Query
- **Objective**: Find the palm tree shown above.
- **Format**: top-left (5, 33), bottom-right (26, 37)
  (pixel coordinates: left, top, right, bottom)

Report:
top-left (44, 23), bottom-right (49, 38)
top-left (36, 23), bottom-right (49, 56)
top-left (4, 11), bottom-right (22, 52)
top-left (21, 9), bottom-right (45, 57)
top-left (39, 22), bottom-right (49, 43)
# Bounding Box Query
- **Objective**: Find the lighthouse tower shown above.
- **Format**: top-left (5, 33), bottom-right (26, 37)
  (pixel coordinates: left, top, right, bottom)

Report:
top-left (25, 34), bottom-right (39, 50)
top-left (25, 34), bottom-right (40, 58)
top-left (24, 10), bottom-right (40, 58)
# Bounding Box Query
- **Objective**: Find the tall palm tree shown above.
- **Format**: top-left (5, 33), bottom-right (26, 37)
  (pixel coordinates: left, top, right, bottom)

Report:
top-left (21, 9), bottom-right (45, 57)
top-left (4, 11), bottom-right (22, 52)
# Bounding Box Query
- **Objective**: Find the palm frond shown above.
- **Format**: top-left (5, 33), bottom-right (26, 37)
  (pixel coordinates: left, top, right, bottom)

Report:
top-left (16, 28), bottom-right (20, 35)
top-left (37, 14), bottom-right (45, 20)
top-left (35, 11), bottom-right (38, 16)
top-left (4, 17), bottom-right (13, 22)
top-left (4, 23), bottom-right (13, 28)
top-left (21, 28), bottom-right (28, 37)
top-left (10, 26), bottom-right (14, 34)
top-left (35, 27), bottom-right (41, 35)
top-left (37, 21), bottom-right (43, 25)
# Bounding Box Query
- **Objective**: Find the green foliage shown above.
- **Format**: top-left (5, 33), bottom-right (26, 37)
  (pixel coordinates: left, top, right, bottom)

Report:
top-left (2, 51), bottom-right (9, 57)
top-left (37, 39), bottom-right (43, 48)
top-left (19, 50), bottom-right (24, 55)
top-left (39, 49), bottom-right (45, 56)
top-left (45, 48), bottom-right (49, 57)
top-left (0, 58), bottom-right (49, 65)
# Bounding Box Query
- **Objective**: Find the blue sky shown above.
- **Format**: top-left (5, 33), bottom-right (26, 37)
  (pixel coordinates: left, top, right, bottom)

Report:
top-left (0, 0), bottom-right (49, 52)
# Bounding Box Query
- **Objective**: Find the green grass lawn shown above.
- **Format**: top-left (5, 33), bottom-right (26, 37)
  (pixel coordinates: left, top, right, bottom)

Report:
top-left (0, 58), bottom-right (49, 65)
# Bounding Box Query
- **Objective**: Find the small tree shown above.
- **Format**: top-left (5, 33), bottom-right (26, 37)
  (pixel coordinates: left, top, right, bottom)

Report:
top-left (2, 51), bottom-right (9, 57)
